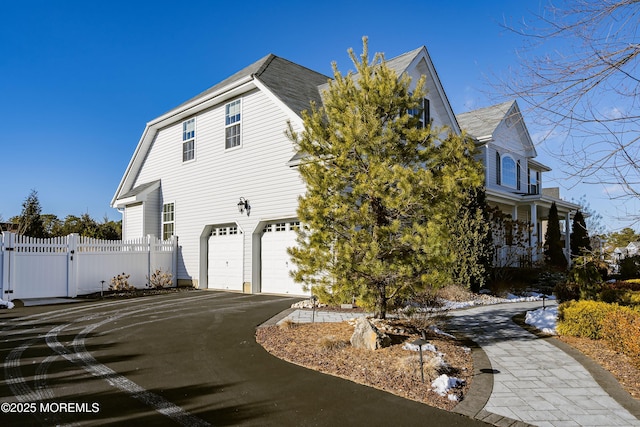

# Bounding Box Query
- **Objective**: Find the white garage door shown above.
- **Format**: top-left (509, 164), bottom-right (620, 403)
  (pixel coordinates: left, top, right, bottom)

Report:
top-left (208, 225), bottom-right (243, 291)
top-left (261, 221), bottom-right (308, 295)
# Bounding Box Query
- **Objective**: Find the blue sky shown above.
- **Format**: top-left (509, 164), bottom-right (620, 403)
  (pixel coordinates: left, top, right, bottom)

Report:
top-left (1, 0), bottom-right (634, 231)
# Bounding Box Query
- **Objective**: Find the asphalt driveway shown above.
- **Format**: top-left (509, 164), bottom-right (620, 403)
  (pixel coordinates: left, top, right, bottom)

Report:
top-left (0, 291), bottom-right (488, 426)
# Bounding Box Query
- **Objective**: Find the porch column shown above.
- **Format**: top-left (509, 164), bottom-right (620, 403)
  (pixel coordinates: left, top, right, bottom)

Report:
top-left (530, 203), bottom-right (538, 262)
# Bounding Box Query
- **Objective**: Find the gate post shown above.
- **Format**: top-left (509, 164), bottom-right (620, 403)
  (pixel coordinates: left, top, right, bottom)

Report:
top-left (67, 234), bottom-right (78, 298)
top-left (172, 236), bottom-right (178, 287)
top-left (147, 234), bottom-right (153, 288)
top-left (1, 233), bottom-right (14, 301)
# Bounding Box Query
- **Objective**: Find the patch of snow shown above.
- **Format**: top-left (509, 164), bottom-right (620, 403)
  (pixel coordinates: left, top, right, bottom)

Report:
top-left (429, 325), bottom-right (456, 339)
top-left (506, 292), bottom-right (555, 302)
top-left (0, 299), bottom-right (14, 309)
top-left (524, 306), bottom-right (558, 335)
top-left (431, 374), bottom-right (464, 397)
top-left (402, 342), bottom-right (437, 353)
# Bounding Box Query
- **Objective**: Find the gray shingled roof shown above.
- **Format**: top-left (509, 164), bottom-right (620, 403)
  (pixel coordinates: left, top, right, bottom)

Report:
top-left (172, 54), bottom-right (329, 118)
top-left (385, 47), bottom-right (424, 75)
top-left (256, 56), bottom-right (329, 115)
top-left (176, 48), bottom-right (423, 120)
top-left (456, 100), bottom-right (515, 139)
top-left (118, 180), bottom-right (160, 199)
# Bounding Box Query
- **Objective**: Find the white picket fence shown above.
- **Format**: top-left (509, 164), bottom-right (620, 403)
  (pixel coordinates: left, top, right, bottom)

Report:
top-left (0, 232), bottom-right (177, 301)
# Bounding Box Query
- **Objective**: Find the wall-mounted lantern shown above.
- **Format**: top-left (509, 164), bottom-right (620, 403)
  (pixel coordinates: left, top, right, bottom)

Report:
top-left (237, 197), bottom-right (251, 216)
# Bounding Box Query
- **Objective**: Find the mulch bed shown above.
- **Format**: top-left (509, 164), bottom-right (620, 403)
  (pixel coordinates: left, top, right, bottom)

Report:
top-left (256, 319), bottom-right (474, 410)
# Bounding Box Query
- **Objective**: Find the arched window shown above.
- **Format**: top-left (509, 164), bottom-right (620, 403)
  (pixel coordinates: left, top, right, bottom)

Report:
top-left (501, 155), bottom-right (517, 188)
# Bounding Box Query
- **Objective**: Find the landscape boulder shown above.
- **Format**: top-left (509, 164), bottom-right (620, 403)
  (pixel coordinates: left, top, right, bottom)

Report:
top-left (350, 317), bottom-right (391, 350)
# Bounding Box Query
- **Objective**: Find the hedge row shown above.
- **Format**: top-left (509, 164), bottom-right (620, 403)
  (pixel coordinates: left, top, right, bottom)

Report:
top-left (557, 301), bottom-right (640, 367)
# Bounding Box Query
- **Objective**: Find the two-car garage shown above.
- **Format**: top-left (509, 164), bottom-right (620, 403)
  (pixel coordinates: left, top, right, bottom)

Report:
top-left (206, 220), bottom-right (307, 295)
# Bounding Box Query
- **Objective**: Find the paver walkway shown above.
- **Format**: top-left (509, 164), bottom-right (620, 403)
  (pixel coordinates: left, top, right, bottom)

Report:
top-left (279, 301), bottom-right (640, 427)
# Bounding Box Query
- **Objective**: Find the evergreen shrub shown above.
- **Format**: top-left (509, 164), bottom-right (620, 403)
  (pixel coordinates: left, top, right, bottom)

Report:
top-left (558, 300), bottom-right (640, 367)
top-left (556, 300), bottom-right (618, 339)
top-left (601, 308), bottom-right (640, 366)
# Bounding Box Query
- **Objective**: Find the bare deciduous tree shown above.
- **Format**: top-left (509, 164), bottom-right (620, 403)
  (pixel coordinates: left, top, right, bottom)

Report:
top-left (499, 0), bottom-right (640, 211)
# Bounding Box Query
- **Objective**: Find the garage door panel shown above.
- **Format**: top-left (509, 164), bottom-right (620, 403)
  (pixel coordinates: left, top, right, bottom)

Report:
top-left (208, 226), bottom-right (243, 291)
top-left (261, 222), bottom-right (308, 295)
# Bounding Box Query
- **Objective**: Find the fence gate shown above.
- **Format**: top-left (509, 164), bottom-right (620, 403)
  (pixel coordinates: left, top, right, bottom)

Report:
top-left (2, 233), bottom-right (70, 300)
top-left (0, 233), bottom-right (177, 301)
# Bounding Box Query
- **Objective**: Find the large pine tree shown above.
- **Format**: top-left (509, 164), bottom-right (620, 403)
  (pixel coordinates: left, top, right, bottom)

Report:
top-left (544, 202), bottom-right (568, 268)
top-left (287, 39), bottom-right (485, 318)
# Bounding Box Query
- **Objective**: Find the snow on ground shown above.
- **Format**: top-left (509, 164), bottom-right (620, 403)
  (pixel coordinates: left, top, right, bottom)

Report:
top-left (431, 374), bottom-right (465, 400)
top-left (440, 291), bottom-right (554, 310)
top-left (0, 299), bottom-right (14, 309)
top-left (524, 306), bottom-right (558, 335)
top-left (402, 341), bottom-right (437, 352)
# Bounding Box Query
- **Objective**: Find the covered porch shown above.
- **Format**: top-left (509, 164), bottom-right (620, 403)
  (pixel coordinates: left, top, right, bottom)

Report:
top-left (486, 188), bottom-right (581, 267)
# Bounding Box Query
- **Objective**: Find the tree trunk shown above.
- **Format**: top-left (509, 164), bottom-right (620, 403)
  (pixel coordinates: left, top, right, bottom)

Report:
top-left (374, 283), bottom-right (387, 319)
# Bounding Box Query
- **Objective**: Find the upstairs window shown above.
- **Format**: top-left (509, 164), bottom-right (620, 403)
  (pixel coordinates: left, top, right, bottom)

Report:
top-left (529, 169), bottom-right (540, 194)
top-left (225, 99), bottom-right (241, 149)
top-left (409, 98), bottom-right (430, 128)
top-left (162, 203), bottom-right (175, 240)
top-left (501, 155), bottom-right (517, 188)
top-left (516, 160), bottom-right (521, 191)
top-left (496, 152), bottom-right (501, 185)
top-left (182, 118), bottom-right (195, 162)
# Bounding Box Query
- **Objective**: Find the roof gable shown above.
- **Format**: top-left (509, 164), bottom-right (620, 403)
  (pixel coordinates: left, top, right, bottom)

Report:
top-left (457, 100), bottom-right (536, 157)
top-left (317, 46), bottom-right (459, 132)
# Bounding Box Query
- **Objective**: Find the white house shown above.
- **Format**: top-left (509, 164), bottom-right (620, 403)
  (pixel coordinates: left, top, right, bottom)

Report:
top-left (112, 46), bottom-right (578, 295)
top-left (457, 101), bottom-right (580, 266)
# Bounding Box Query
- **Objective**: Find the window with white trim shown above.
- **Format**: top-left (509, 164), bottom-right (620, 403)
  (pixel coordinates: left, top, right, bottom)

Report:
top-left (162, 203), bottom-right (175, 240)
top-left (528, 168), bottom-right (540, 194)
top-left (501, 155), bottom-right (517, 188)
top-left (225, 99), bottom-right (241, 149)
top-left (182, 118), bottom-right (195, 162)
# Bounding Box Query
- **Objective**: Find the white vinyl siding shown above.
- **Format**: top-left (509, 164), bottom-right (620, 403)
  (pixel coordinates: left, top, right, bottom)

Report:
top-left (124, 202), bottom-right (143, 240)
top-left (130, 89), bottom-right (305, 284)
